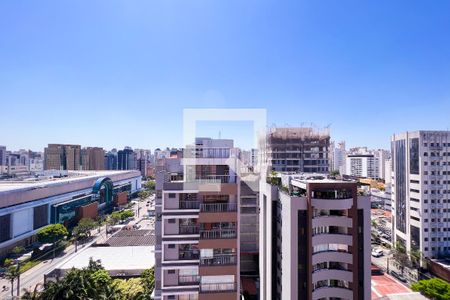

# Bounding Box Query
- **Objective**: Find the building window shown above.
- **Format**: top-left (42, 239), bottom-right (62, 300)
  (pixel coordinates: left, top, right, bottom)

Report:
top-left (168, 219), bottom-right (176, 224)
top-left (168, 244), bottom-right (175, 249)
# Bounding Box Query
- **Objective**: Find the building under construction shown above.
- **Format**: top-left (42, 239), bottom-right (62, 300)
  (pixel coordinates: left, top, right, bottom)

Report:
top-left (261, 127), bottom-right (330, 173)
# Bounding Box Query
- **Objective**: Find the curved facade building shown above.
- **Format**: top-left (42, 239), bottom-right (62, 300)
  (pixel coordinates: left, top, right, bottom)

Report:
top-left (0, 170), bottom-right (141, 257)
top-left (259, 173), bottom-right (371, 300)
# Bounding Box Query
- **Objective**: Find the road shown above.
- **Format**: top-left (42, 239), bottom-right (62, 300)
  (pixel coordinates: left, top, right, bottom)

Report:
top-left (0, 195), bottom-right (154, 299)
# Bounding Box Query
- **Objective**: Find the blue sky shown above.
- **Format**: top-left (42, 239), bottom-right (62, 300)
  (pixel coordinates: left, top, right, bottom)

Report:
top-left (1, 1), bottom-right (450, 151)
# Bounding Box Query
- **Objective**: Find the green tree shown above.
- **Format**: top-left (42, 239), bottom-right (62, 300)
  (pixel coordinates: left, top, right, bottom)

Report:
top-left (36, 224), bottom-right (69, 258)
top-left (330, 170), bottom-right (340, 176)
top-left (120, 210), bottom-right (134, 220)
top-left (12, 246), bottom-right (25, 255)
top-left (143, 181), bottom-right (155, 191)
top-left (140, 267), bottom-right (155, 299)
top-left (138, 190), bottom-right (150, 202)
top-left (37, 259), bottom-right (119, 300)
top-left (72, 218), bottom-right (96, 241)
top-left (411, 278), bottom-right (450, 300)
top-left (113, 278), bottom-right (144, 299)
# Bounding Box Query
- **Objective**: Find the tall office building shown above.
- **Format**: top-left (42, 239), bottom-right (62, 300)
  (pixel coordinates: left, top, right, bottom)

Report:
top-left (392, 131), bottom-right (450, 259)
top-left (259, 173), bottom-right (371, 300)
top-left (44, 144), bottom-right (81, 170)
top-left (155, 138), bottom-right (240, 300)
top-left (118, 147), bottom-right (137, 170)
top-left (0, 146), bottom-right (6, 166)
top-left (261, 127), bottom-right (330, 173)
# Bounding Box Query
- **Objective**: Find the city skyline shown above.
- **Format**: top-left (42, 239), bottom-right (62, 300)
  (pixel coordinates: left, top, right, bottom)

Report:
top-left (2, 1), bottom-right (450, 150)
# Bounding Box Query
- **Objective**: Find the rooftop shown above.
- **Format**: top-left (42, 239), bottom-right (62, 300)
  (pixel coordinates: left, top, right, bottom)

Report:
top-left (105, 229), bottom-right (155, 247)
top-left (0, 170), bottom-right (140, 193)
top-left (53, 246), bottom-right (155, 277)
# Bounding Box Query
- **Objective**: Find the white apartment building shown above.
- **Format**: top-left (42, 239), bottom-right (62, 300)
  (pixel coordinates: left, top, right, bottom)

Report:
top-left (332, 141), bottom-right (346, 175)
top-left (392, 131), bottom-right (450, 260)
top-left (345, 154), bottom-right (379, 179)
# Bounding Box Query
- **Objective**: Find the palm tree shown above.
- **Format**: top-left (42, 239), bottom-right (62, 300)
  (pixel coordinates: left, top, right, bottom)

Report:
top-left (21, 283), bottom-right (42, 300)
top-left (4, 265), bottom-right (20, 297)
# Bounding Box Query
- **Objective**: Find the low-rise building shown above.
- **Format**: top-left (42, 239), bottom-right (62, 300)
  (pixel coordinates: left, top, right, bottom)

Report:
top-left (0, 170), bottom-right (141, 257)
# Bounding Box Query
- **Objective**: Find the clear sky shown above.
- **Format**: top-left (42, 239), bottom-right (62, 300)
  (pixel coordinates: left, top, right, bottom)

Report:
top-left (1, 1), bottom-right (450, 151)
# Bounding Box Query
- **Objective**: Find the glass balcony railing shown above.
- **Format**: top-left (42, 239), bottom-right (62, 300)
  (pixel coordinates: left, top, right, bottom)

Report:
top-left (200, 203), bottom-right (237, 213)
top-left (178, 275), bottom-right (201, 285)
top-left (200, 282), bottom-right (236, 293)
top-left (199, 228), bottom-right (237, 239)
top-left (200, 254), bottom-right (237, 266)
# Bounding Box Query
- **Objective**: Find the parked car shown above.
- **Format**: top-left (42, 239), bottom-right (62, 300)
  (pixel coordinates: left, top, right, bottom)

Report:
top-left (371, 248), bottom-right (383, 257)
top-left (390, 270), bottom-right (407, 283)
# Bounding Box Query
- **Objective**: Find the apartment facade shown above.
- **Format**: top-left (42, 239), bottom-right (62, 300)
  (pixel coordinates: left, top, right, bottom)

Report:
top-left (345, 154), bottom-right (378, 179)
top-left (262, 127), bottom-right (330, 173)
top-left (44, 144), bottom-right (81, 170)
top-left (155, 138), bottom-right (240, 300)
top-left (392, 131), bottom-right (450, 259)
top-left (259, 173), bottom-right (371, 300)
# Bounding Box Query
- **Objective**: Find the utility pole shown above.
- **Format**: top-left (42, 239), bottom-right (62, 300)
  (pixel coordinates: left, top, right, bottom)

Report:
top-left (16, 261), bottom-right (20, 297)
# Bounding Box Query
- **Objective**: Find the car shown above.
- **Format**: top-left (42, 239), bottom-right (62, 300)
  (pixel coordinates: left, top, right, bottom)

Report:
top-left (390, 270), bottom-right (407, 283)
top-left (371, 249), bottom-right (383, 257)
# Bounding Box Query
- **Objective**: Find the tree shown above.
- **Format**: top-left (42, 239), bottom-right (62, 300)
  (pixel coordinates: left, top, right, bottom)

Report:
top-left (143, 181), bottom-right (155, 192)
top-left (138, 190), bottom-right (150, 202)
top-left (36, 224), bottom-right (68, 258)
top-left (5, 265), bottom-right (20, 297)
top-left (37, 259), bottom-right (119, 300)
top-left (411, 278), bottom-right (450, 300)
top-left (72, 218), bottom-right (96, 241)
top-left (113, 278), bottom-right (144, 299)
top-left (12, 246), bottom-right (25, 255)
top-left (140, 267), bottom-right (155, 299)
top-left (392, 241), bottom-right (410, 275)
top-left (330, 170), bottom-right (340, 176)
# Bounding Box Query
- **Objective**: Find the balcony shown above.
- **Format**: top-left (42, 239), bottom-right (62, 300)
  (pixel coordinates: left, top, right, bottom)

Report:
top-left (312, 286), bottom-right (353, 300)
top-left (179, 250), bottom-right (200, 260)
top-left (178, 275), bottom-right (201, 285)
top-left (200, 228), bottom-right (237, 239)
top-left (200, 282), bottom-right (237, 293)
top-left (179, 200), bottom-right (200, 209)
top-left (179, 225), bottom-right (200, 235)
top-left (200, 254), bottom-right (237, 266)
top-left (200, 203), bottom-right (237, 213)
top-left (194, 175), bottom-right (237, 184)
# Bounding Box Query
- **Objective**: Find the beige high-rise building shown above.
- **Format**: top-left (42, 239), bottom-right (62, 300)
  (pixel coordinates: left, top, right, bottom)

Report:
top-left (82, 147), bottom-right (105, 170)
top-left (44, 144), bottom-right (81, 170)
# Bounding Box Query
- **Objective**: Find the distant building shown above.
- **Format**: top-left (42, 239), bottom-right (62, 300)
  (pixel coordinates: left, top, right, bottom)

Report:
top-left (262, 127), bottom-right (330, 173)
top-left (0, 146), bottom-right (6, 166)
top-left (118, 147), bottom-right (137, 170)
top-left (44, 144), bottom-right (81, 170)
top-left (104, 149), bottom-right (118, 170)
top-left (332, 141), bottom-right (346, 174)
top-left (137, 158), bottom-right (147, 177)
top-left (81, 147), bottom-right (105, 170)
top-left (345, 154), bottom-right (379, 178)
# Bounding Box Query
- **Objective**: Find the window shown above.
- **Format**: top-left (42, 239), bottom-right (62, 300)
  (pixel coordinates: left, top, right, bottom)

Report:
top-left (168, 270), bottom-right (176, 274)
top-left (168, 219), bottom-right (176, 224)
top-left (168, 244), bottom-right (175, 249)
top-left (168, 193), bottom-right (176, 198)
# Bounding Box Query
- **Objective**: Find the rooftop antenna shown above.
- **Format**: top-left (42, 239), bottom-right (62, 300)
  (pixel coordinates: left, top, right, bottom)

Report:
top-left (218, 131), bottom-right (221, 139)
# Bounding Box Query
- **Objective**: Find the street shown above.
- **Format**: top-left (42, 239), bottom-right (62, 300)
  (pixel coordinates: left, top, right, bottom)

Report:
top-left (0, 194), bottom-right (155, 299)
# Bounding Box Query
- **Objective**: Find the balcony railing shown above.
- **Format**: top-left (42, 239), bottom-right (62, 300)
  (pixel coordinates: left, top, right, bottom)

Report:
top-left (179, 200), bottom-right (200, 209)
top-left (200, 282), bottom-right (236, 293)
top-left (179, 225), bottom-right (200, 235)
top-left (200, 228), bottom-right (237, 239)
top-left (200, 254), bottom-right (237, 266)
top-left (179, 250), bottom-right (200, 260)
top-left (178, 275), bottom-right (201, 285)
top-left (194, 175), bottom-right (237, 184)
top-left (200, 203), bottom-right (238, 213)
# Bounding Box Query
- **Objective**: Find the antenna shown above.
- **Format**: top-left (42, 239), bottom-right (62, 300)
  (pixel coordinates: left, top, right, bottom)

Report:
top-left (219, 131), bottom-right (221, 139)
